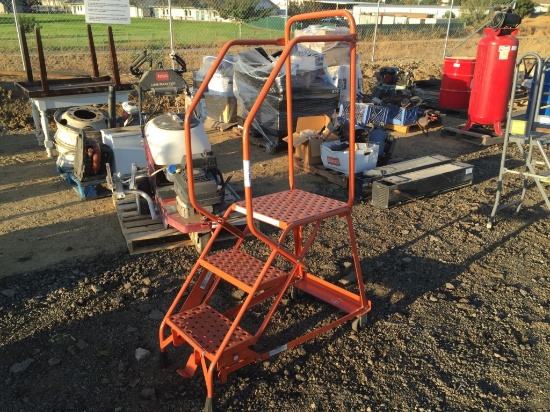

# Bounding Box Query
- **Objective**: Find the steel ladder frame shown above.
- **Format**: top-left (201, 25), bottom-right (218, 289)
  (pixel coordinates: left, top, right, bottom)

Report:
top-left (487, 53), bottom-right (550, 228)
top-left (159, 10), bottom-right (371, 412)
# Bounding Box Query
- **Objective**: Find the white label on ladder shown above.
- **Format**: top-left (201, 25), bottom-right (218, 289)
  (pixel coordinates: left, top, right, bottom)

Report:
top-left (233, 205), bottom-right (282, 228)
top-left (465, 168), bottom-right (473, 175)
top-left (269, 344), bottom-right (288, 357)
top-left (200, 271), bottom-right (213, 289)
top-left (243, 160), bottom-right (251, 187)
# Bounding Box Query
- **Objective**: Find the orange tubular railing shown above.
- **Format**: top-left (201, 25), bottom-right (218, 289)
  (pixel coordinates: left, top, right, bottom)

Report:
top-left (284, 10), bottom-right (357, 206)
top-left (242, 10), bottom-right (358, 248)
top-left (183, 38), bottom-right (284, 223)
top-left (183, 10), bottom-right (357, 250)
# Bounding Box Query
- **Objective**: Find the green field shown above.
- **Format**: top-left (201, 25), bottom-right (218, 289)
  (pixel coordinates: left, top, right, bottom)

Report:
top-left (0, 14), bottom-right (285, 53)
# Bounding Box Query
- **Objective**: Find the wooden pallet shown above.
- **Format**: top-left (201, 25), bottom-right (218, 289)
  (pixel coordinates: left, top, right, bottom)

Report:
top-left (294, 158), bottom-right (349, 188)
top-left (113, 195), bottom-right (194, 254)
top-left (441, 126), bottom-right (504, 146)
top-left (384, 120), bottom-right (441, 134)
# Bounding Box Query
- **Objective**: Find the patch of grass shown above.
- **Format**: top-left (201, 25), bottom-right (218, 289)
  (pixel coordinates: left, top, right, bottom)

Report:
top-left (0, 14), bottom-right (283, 53)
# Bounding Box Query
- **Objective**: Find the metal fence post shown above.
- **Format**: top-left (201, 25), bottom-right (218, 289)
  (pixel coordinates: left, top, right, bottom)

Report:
top-left (443, 0), bottom-right (455, 58)
top-left (169, 0), bottom-right (175, 69)
top-left (371, 0), bottom-right (381, 62)
top-left (12, 0), bottom-right (26, 72)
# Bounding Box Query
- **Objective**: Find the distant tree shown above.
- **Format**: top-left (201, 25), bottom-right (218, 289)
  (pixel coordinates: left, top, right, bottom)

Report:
top-left (443, 11), bottom-right (456, 19)
top-left (515, 0), bottom-right (535, 17)
top-left (203, 0), bottom-right (275, 22)
top-left (397, 0), bottom-right (440, 4)
top-left (287, 0), bottom-right (330, 16)
top-left (459, 0), bottom-right (499, 27)
top-left (18, 15), bottom-right (41, 32)
top-left (171, 0), bottom-right (204, 7)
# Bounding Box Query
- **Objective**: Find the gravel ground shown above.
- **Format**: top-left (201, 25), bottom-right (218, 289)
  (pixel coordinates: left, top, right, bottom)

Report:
top-left (2, 133), bottom-right (550, 411)
top-left (1, 29), bottom-right (550, 411)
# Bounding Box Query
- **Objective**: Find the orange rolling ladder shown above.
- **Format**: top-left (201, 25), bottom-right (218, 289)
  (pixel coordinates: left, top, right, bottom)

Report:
top-left (159, 10), bottom-right (371, 412)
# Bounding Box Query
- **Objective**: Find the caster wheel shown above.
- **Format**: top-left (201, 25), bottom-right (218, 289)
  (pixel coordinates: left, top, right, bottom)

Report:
top-left (191, 231), bottom-right (211, 254)
top-left (352, 314), bottom-right (368, 332)
top-left (159, 351), bottom-right (169, 368)
top-left (290, 286), bottom-right (304, 300)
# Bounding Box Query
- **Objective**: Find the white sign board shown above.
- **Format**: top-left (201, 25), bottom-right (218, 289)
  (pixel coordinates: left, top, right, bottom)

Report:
top-left (84, 0), bottom-right (131, 25)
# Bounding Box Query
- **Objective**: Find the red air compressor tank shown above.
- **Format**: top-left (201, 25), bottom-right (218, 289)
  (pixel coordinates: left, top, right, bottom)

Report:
top-left (463, 27), bottom-right (519, 135)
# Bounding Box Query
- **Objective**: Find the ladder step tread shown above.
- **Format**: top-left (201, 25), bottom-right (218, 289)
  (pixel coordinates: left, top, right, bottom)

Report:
top-left (202, 249), bottom-right (288, 292)
top-left (233, 189), bottom-right (348, 228)
top-left (168, 304), bottom-right (252, 356)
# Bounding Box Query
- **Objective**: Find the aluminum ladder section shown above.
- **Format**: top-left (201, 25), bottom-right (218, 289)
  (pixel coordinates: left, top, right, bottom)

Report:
top-left (487, 53), bottom-right (550, 229)
top-left (158, 11), bottom-right (371, 412)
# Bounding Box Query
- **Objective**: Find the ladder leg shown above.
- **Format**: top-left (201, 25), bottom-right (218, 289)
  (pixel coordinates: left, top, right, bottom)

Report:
top-left (533, 178), bottom-right (550, 210)
top-left (345, 213), bottom-right (368, 306)
top-left (203, 398), bottom-right (213, 412)
top-left (516, 142), bottom-right (533, 214)
top-left (204, 365), bottom-right (215, 412)
top-left (488, 133), bottom-right (512, 228)
top-left (536, 140), bottom-right (550, 169)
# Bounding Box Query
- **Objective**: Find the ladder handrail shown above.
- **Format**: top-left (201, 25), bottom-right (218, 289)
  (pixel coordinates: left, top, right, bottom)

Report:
top-left (183, 38), bottom-right (284, 226)
top-left (183, 11), bottom-right (359, 253)
top-left (503, 52), bottom-right (543, 141)
top-left (487, 52), bottom-right (549, 228)
top-left (282, 10), bottom-right (358, 207)
top-left (241, 33), bottom-right (357, 251)
top-left (535, 56), bottom-right (550, 125)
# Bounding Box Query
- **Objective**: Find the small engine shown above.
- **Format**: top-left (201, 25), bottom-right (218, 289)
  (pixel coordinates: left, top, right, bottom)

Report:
top-left (172, 152), bottom-right (225, 219)
top-left (375, 67), bottom-right (413, 87)
top-left (372, 67), bottom-right (416, 102)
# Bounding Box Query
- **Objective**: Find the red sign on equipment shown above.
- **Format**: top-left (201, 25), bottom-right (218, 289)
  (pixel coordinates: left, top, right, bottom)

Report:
top-left (327, 156), bottom-right (341, 166)
top-left (156, 71), bottom-right (170, 81)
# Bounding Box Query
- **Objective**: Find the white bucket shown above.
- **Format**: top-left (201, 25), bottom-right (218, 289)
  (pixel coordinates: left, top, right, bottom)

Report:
top-left (144, 113), bottom-right (211, 166)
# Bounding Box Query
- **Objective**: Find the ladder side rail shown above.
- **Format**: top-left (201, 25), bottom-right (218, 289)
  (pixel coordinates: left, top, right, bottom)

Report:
top-left (524, 53), bottom-right (544, 136)
top-left (346, 212), bottom-right (370, 307)
top-left (533, 56), bottom-right (550, 126)
top-left (159, 259), bottom-right (206, 350)
top-left (284, 10), bottom-right (358, 207)
top-left (516, 54), bottom-right (545, 211)
top-left (536, 140), bottom-right (550, 169)
top-left (202, 249), bottom-right (281, 396)
top-left (488, 53), bottom-right (543, 228)
top-left (241, 33), bottom-right (357, 254)
top-left (182, 38), bottom-right (284, 229)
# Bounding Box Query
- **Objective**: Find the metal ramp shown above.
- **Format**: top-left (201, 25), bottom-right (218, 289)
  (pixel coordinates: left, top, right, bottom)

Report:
top-left (158, 11), bottom-right (371, 412)
top-left (487, 53), bottom-right (550, 228)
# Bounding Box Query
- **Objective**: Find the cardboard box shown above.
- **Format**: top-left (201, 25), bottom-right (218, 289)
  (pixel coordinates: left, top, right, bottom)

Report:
top-left (283, 115), bottom-right (338, 166)
top-left (321, 141), bottom-right (379, 175)
top-left (205, 93), bottom-right (238, 123)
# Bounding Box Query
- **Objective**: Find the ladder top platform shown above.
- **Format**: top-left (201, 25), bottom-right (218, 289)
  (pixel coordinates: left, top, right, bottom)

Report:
top-left (233, 189), bottom-right (349, 229)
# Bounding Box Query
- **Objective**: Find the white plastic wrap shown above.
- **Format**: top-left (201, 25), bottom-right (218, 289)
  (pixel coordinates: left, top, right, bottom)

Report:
top-left (193, 54), bottom-right (236, 96)
top-left (233, 45), bottom-right (340, 147)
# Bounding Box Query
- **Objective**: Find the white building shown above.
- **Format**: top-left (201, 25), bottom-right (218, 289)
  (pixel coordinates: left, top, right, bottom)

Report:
top-left (352, 3), bottom-right (461, 21)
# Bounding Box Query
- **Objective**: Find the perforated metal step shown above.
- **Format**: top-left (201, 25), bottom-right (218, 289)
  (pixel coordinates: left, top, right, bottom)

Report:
top-left (233, 189), bottom-right (348, 229)
top-left (201, 249), bottom-right (288, 293)
top-left (167, 304), bottom-right (253, 358)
